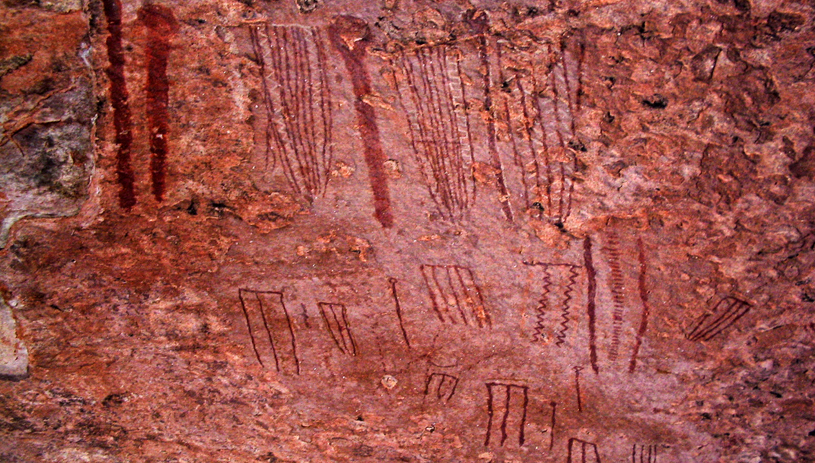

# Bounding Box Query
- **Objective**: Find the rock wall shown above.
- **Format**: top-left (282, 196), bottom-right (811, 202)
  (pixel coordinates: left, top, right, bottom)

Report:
top-left (1, 0), bottom-right (814, 461)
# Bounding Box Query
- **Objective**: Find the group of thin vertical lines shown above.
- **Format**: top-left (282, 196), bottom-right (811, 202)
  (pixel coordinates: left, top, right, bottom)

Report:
top-left (249, 23), bottom-right (586, 225)
top-left (499, 39), bottom-right (583, 224)
top-left (394, 45), bottom-right (476, 221)
top-left (250, 24), bottom-right (333, 203)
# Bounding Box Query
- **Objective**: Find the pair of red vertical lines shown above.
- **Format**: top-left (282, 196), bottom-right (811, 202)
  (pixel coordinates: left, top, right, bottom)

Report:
top-left (103, 0), bottom-right (177, 209)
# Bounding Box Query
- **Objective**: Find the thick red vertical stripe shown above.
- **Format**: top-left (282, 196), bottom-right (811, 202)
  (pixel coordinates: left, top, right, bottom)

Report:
top-left (139, 4), bottom-right (178, 202)
top-left (328, 16), bottom-right (394, 228)
top-left (102, 0), bottom-right (136, 209)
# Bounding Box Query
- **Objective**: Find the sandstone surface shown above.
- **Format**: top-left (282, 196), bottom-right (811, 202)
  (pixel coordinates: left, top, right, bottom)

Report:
top-left (1, 0), bottom-right (815, 462)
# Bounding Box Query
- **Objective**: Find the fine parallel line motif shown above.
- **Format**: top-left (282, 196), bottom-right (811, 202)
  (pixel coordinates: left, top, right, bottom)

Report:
top-left (485, 382), bottom-right (529, 447)
top-left (420, 264), bottom-right (490, 328)
top-left (250, 23), bottom-right (333, 203)
top-left (561, 35), bottom-right (585, 128)
top-left (496, 41), bottom-right (530, 212)
top-left (424, 373), bottom-right (459, 402)
top-left (466, 10), bottom-right (513, 222)
top-left (238, 289), bottom-right (300, 374)
top-left (686, 296), bottom-right (751, 342)
top-left (394, 45), bottom-right (476, 222)
top-left (567, 438), bottom-right (602, 463)
top-left (628, 237), bottom-right (651, 373)
top-left (318, 302), bottom-right (358, 356)
top-left (632, 444), bottom-right (659, 463)
top-left (499, 37), bottom-right (583, 224)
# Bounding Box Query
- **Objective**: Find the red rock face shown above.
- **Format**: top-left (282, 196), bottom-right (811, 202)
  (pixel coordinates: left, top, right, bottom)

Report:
top-left (1, 0), bottom-right (815, 462)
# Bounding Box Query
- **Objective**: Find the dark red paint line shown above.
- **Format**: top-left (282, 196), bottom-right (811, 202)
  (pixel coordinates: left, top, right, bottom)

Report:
top-left (629, 237), bottom-right (651, 373)
top-left (484, 383), bottom-right (495, 446)
top-left (518, 385), bottom-right (528, 446)
top-left (388, 277), bottom-right (411, 348)
top-left (328, 16), bottom-right (394, 228)
top-left (574, 39), bottom-right (586, 111)
top-left (573, 366), bottom-right (583, 412)
top-left (583, 236), bottom-right (599, 374)
top-left (102, 0), bottom-right (136, 210)
top-left (139, 4), bottom-right (178, 203)
top-left (548, 401), bottom-right (556, 450)
top-left (467, 10), bottom-right (513, 222)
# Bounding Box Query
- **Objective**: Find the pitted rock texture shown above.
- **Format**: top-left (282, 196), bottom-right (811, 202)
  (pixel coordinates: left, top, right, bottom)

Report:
top-left (1, 0), bottom-right (815, 462)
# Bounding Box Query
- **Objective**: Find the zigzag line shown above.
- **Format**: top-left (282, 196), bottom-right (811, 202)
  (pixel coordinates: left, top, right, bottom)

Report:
top-left (555, 266), bottom-right (580, 346)
top-left (532, 267), bottom-right (552, 342)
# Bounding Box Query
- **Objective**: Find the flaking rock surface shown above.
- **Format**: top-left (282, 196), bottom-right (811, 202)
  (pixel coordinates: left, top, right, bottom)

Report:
top-left (1, 0), bottom-right (815, 462)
